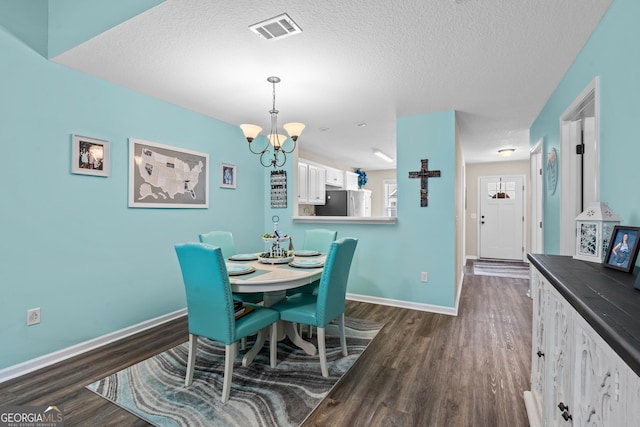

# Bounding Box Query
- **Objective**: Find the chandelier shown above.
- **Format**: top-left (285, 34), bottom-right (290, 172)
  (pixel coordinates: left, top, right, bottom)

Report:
top-left (240, 76), bottom-right (305, 168)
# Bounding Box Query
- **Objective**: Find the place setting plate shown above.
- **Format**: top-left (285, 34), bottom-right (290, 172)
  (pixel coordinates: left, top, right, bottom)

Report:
top-left (294, 250), bottom-right (321, 257)
top-left (226, 264), bottom-right (256, 276)
top-left (289, 259), bottom-right (324, 269)
top-left (229, 253), bottom-right (259, 261)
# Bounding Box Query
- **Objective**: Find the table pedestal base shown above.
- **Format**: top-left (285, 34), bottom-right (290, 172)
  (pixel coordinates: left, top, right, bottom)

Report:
top-left (242, 320), bottom-right (317, 367)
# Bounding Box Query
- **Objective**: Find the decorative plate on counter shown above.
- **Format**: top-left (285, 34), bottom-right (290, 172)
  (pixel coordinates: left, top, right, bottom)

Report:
top-left (226, 264), bottom-right (256, 276)
top-left (229, 253), bottom-right (259, 261)
top-left (294, 250), bottom-right (320, 257)
top-left (289, 259), bottom-right (324, 268)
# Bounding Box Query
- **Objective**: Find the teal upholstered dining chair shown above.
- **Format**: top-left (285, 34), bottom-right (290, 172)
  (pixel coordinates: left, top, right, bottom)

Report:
top-left (303, 229), bottom-right (338, 253)
top-left (198, 231), bottom-right (236, 258)
top-left (198, 231), bottom-right (263, 305)
top-left (271, 237), bottom-right (358, 377)
top-left (287, 229), bottom-right (337, 297)
top-left (174, 243), bottom-right (279, 403)
top-left (288, 229), bottom-right (338, 337)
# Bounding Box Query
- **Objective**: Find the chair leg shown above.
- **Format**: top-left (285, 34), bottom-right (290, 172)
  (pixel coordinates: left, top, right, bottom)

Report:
top-left (317, 327), bottom-right (328, 377)
top-left (240, 337), bottom-right (246, 350)
top-left (221, 343), bottom-right (234, 403)
top-left (338, 313), bottom-right (348, 356)
top-left (270, 325), bottom-right (278, 368)
top-left (232, 342), bottom-right (238, 360)
top-left (185, 334), bottom-right (197, 386)
top-left (308, 324), bottom-right (313, 339)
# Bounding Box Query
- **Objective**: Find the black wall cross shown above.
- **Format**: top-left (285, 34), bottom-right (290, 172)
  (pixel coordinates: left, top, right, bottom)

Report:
top-left (408, 159), bottom-right (441, 207)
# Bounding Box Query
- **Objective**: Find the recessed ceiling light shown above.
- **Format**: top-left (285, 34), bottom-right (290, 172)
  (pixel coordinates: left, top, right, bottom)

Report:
top-left (319, 127), bottom-right (330, 132)
top-left (373, 149), bottom-right (394, 163)
top-left (355, 122), bottom-right (367, 128)
top-left (498, 148), bottom-right (515, 157)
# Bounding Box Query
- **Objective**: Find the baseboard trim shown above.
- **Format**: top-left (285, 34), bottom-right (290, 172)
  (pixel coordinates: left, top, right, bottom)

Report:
top-left (346, 293), bottom-right (457, 316)
top-left (2, 291), bottom-right (465, 383)
top-left (523, 390), bottom-right (542, 427)
top-left (0, 308), bottom-right (187, 384)
top-left (455, 270), bottom-right (464, 312)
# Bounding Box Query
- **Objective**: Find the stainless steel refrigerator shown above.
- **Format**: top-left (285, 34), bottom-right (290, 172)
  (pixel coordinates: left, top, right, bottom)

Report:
top-left (315, 190), bottom-right (366, 216)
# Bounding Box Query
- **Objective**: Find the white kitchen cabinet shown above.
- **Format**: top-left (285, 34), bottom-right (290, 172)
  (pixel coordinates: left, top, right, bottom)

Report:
top-left (345, 171), bottom-right (359, 191)
top-left (529, 268), bottom-right (546, 418)
top-left (298, 162), bottom-right (308, 203)
top-left (298, 159), bottom-right (327, 205)
top-left (627, 364), bottom-right (640, 424)
top-left (307, 164), bottom-right (326, 205)
top-left (528, 271), bottom-right (575, 427)
top-left (572, 312), bottom-right (626, 427)
top-left (526, 258), bottom-right (640, 427)
top-left (543, 284), bottom-right (574, 426)
top-left (325, 167), bottom-right (344, 188)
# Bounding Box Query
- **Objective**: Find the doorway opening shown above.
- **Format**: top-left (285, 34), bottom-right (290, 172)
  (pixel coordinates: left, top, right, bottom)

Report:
top-left (559, 77), bottom-right (600, 255)
top-left (530, 138), bottom-right (544, 254)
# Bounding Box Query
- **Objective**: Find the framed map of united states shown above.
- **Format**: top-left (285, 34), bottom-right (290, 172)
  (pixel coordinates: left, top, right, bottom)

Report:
top-left (128, 138), bottom-right (209, 208)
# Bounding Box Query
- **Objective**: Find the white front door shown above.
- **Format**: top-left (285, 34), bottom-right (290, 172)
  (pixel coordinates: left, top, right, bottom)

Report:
top-left (479, 175), bottom-right (525, 260)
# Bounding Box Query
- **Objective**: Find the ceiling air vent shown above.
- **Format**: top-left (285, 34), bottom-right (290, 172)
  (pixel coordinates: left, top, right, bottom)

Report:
top-left (249, 13), bottom-right (302, 40)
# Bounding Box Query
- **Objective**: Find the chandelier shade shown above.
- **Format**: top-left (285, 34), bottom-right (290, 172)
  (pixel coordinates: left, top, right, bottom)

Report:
top-left (240, 76), bottom-right (304, 168)
top-left (268, 133), bottom-right (288, 148)
top-left (239, 124), bottom-right (262, 142)
top-left (283, 122), bottom-right (305, 141)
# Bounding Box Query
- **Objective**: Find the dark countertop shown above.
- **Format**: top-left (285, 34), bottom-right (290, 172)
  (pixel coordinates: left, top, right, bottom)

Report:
top-left (528, 254), bottom-right (640, 377)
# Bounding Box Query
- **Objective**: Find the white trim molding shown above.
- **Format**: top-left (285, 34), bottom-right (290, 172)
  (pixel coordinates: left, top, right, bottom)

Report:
top-left (347, 293), bottom-right (458, 317)
top-left (0, 309), bottom-right (187, 384)
top-left (293, 216), bottom-right (396, 224)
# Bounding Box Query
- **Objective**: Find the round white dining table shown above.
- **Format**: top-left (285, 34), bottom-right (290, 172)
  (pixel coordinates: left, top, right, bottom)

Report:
top-left (228, 255), bottom-right (325, 366)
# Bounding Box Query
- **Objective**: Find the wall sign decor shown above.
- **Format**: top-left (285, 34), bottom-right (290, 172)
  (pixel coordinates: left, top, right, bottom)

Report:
top-left (71, 134), bottom-right (110, 177)
top-left (270, 170), bottom-right (287, 208)
top-left (220, 163), bottom-right (236, 189)
top-left (128, 138), bottom-right (209, 208)
top-left (408, 159), bottom-right (441, 207)
top-left (604, 225), bottom-right (640, 273)
top-left (546, 147), bottom-right (558, 195)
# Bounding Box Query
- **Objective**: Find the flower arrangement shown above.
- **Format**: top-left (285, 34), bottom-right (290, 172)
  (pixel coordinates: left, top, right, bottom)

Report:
top-left (355, 169), bottom-right (367, 188)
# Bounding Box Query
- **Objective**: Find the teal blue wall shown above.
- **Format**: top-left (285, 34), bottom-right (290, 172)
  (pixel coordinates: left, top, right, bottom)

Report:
top-left (0, 1), bottom-right (165, 59)
top-left (0, 0), bottom-right (49, 57)
top-left (531, 0), bottom-right (640, 254)
top-left (1, 13), bottom-right (459, 370)
top-left (272, 111), bottom-right (458, 308)
top-left (0, 26), bottom-right (265, 369)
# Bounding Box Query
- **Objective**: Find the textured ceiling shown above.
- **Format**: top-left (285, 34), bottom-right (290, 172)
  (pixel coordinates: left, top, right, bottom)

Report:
top-left (53, 0), bottom-right (612, 169)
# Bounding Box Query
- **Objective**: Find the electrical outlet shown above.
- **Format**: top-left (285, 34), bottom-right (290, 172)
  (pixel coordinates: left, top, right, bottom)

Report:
top-left (27, 308), bottom-right (40, 326)
top-left (421, 272), bottom-right (428, 283)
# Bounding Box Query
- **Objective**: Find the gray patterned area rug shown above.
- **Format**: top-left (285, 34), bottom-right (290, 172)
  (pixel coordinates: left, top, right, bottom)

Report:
top-left (473, 260), bottom-right (530, 279)
top-left (86, 317), bottom-right (382, 427)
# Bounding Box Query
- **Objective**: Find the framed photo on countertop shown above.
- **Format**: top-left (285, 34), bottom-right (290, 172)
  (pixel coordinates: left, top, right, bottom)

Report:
top-left (604, 226), bottom-right (640, 273)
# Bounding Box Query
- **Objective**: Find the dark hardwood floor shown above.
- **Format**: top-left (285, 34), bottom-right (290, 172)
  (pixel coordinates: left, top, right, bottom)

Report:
top-left (0, 260), bottom-right (532, 426)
